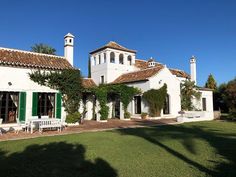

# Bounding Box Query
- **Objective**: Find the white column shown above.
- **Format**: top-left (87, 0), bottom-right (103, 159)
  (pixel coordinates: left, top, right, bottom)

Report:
top-left (131, 55), bottom-right (136, 65)
top-left (120, 102), bottom-right (124, 119)
top-left (107, 51), bottom-right (110, 63)
top-left (101, 53), bottom-right (104, 64)
top-left (96, 100), bottom-right (100, 121)
top-left (123, 53), bottom-right (128, 65)
top-left (90, 56), bottom-right (95, 66)
top-left (115, 52), bottom-right (119, 64)
top-left (25, 91), bottom-right (32, 122)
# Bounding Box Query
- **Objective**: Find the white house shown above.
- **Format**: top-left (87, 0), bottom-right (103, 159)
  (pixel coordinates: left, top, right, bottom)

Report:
top-left (0, 33), bottom-right (79, 129)
top-left (89, 41), bottom-right (214, 120)
top-left (0, 34), bottom-right (214, 130)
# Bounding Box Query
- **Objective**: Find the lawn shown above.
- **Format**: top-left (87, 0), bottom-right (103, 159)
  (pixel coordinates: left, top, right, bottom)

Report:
top-left (0, 121), bottom-right (235, 177)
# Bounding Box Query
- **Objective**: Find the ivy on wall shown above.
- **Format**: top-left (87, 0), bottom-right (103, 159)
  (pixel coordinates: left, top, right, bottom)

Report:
top-left (143, 84), bottom-right (167, 117)
top-left (29, 69), bottom-right (83, 114)
top-left (90, 84), bottom-right (140, 120)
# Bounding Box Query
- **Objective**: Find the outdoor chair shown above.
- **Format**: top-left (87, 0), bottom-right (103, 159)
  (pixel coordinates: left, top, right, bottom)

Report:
top-left (15, 118), bottom-right (29, 134)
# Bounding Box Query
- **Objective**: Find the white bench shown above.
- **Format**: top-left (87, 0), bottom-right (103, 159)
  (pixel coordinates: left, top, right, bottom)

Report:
top-left (39, 119), bottom-right (62, 133)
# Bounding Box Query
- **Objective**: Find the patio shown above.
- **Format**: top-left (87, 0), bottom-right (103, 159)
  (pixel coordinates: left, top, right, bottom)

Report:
top-left (0, 118), bottom-right (177, 141)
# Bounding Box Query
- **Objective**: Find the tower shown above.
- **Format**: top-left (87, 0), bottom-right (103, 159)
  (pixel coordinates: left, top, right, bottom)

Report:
top-left (64, 33), bottom-right (74, 66)
top-left (190, 55), bottom-right (197, 85)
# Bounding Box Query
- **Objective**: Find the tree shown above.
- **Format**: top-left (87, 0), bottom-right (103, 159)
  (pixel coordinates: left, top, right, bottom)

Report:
top-left (88, 58), bottom-right (91, 78)
top-left (225, 78), bottom-right (236, 112)
top-left (31, 43), bottom-right (56, 55)
top-left (29, 69), bottom-right (83, 114)
top-left (205, 74), bottom-right (217, 90)
top-left (214, 83), bottom-right (227, 112)
top-left (181, 80), bottom-right (201, 111)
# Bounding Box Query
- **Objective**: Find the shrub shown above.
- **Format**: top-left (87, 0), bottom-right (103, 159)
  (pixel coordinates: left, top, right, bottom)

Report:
top-left (227, 111), bottom-right (236, 120)
top-left (143, 84), bottom-right (167, 117)
top-left (141, 112), bottom-right (148, 119)
top-left (66, 112), bottom-right (81, 123)
top-left (124, 111), bottom-right (131, 119)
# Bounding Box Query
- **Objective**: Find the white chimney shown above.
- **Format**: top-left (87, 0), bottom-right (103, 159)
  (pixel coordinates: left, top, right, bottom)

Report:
top-left (64, 33), bottom-right (74, 66)
top-left (190, 55), bottom-right (197, 85)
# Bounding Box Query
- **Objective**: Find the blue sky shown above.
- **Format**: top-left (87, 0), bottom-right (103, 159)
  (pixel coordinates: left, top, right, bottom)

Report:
top-left (0, 0), bottom-right (235, 86)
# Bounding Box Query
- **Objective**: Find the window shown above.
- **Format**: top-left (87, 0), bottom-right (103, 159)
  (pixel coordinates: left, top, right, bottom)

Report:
top-left (202, 98), bottom-right (207, 111)
top-left (38, 93), bottom-right (55, 118)
top-left (119, 54), bottom-right (124, 64)
top-left (99, 55), bottom-right (101, 64)
top-left (0, 92), bottom-right (19, 123)
top-left (104, 53), bottom-right (106, 63)
top-left (128, 55), bottom-right (132, 65)
top-left (100, 76), bottom-right (105, 84)
top-left (110, 52), bottom-right (115, 63)
top-left (69, 39), bottom-right (72, 43)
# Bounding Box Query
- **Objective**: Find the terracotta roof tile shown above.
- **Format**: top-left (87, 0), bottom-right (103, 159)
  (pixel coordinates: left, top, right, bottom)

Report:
top-left (112, 66), bottom-right (164, 84)
top-left (135, 59), bottom-right (189, 78)
top-left (0, 47), bottom-right (73, 70)
top-left (169, 69), bottom-right (190, 79)
top-left (82, 78), bottom-right (96, 88)
top-left (90, 41), bottom-right (136, 54)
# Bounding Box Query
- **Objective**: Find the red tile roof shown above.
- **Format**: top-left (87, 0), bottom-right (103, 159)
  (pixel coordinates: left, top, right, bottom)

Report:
top-left (82, 78), bottom-right (96, 88)
top-left (112, 66), bottom-right (164, 84)
top-left (135, 59), bottom-right (189, 79)
top-left (0, 47), bottom-right (73, 70)
top-left (90, 41), bottom-right (136, 54)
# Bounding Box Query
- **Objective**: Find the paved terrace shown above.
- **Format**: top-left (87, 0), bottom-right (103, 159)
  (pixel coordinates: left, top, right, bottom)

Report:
top-left (0, 118), bottom-right (177, 141)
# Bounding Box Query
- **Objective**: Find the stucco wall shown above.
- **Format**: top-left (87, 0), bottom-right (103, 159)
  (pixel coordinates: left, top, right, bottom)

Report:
top-left (0, 66), bottom-right (66, 122)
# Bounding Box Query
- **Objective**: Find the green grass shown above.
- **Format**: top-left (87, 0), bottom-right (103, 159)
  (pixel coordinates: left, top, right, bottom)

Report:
top-left (0, 121), bottom-right (235, 177)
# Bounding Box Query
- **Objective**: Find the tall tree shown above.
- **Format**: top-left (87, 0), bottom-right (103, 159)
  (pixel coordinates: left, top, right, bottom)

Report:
top-left (205, 74), bottom-right (217, 90)
top-left (31, 43), bottom-right (56, 55)
top-left (225, 78), bottom-right (236, 112)
top-left (181, 80), bottom-right (201, 111)
top-left (88, 58), bottom-right (91, 78)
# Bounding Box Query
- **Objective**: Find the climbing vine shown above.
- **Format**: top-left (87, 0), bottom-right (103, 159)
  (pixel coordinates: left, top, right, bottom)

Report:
top-left (90, 84), bottom-right (140, 120)
top-left (143, 84), bottom-right (167, 117)
top-left (29, 69), bottom-right (83, 114)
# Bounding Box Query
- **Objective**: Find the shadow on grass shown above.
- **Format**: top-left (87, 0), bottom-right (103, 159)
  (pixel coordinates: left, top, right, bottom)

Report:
top-left (0, 142), bottom-right (117, 177)
top-left (118, 123), bottom-right (236, 177)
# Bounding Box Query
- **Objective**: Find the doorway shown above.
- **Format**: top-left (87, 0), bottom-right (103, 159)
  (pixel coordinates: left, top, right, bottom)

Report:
top-left (163, 94), bottom-right (170, 114)
top-left (134, 96), bottom-right (141, 114)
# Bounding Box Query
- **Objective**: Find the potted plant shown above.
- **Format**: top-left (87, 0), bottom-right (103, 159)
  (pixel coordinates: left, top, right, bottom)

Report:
top-left (124, 111), bottom-right (131, 120)
top-left (141, 112), bottom-right (148, 119)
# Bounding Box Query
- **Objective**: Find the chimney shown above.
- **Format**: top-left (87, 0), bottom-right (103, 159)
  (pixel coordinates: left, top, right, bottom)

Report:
top-left (64, 33), bottom-right (74, 66)
top-left (148, 57), bottom-right (156, 67)
top-left (190, 55), bottom-right (197, 85)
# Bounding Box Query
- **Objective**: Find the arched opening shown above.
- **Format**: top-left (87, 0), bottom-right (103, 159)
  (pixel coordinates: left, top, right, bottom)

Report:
top-left (98, 55), bottom-right (101, 64)
top-left (104, 53), bottom-right (106, 63)
top-left (128, 55), bottom-right (132, 65)
top-left (110, 52), bottom-right (115, 63)
top-left (119, 54), bottom-right (124, 64)
top-left (163, 94), bottom-right (170, 114)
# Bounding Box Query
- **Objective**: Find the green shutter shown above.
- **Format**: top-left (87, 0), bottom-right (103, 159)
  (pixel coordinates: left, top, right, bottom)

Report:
top-left (19, 92), bottom-right (26, 121)
top-left (32, 92), bottom-right (38, 116)
top-left (56, 93), bottom-right (62, 119)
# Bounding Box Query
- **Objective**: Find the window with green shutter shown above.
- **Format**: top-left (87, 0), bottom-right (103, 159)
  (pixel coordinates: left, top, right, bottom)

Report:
top-left (19, 92), bottom-right (26, 121)
top-left (32, 92), bottom-right (38, 116)
top-left (56, 93), bottom-right (62, 119)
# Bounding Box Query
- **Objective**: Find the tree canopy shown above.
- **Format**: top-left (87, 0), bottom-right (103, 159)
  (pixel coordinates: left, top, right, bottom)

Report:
top-left (31, 43), bottom-right (56, 55)
top-left (205, 74), bottom-right (217, 90)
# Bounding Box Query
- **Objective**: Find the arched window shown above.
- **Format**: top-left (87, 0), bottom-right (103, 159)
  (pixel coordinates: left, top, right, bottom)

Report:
top-left (110, 52), bottom-right (115, 63)
top-left (128, 55), bottom-right (132, 65)
top-left (104, 53), bottom-right (106, 63)
top-left (98, 55), bottom-right (101, 64)
top-left (119, 54), bottom-right (124, 64)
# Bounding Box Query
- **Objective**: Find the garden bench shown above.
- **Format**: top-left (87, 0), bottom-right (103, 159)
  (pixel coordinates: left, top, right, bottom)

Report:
top-left (39, 119), bottom-right (62, 133)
